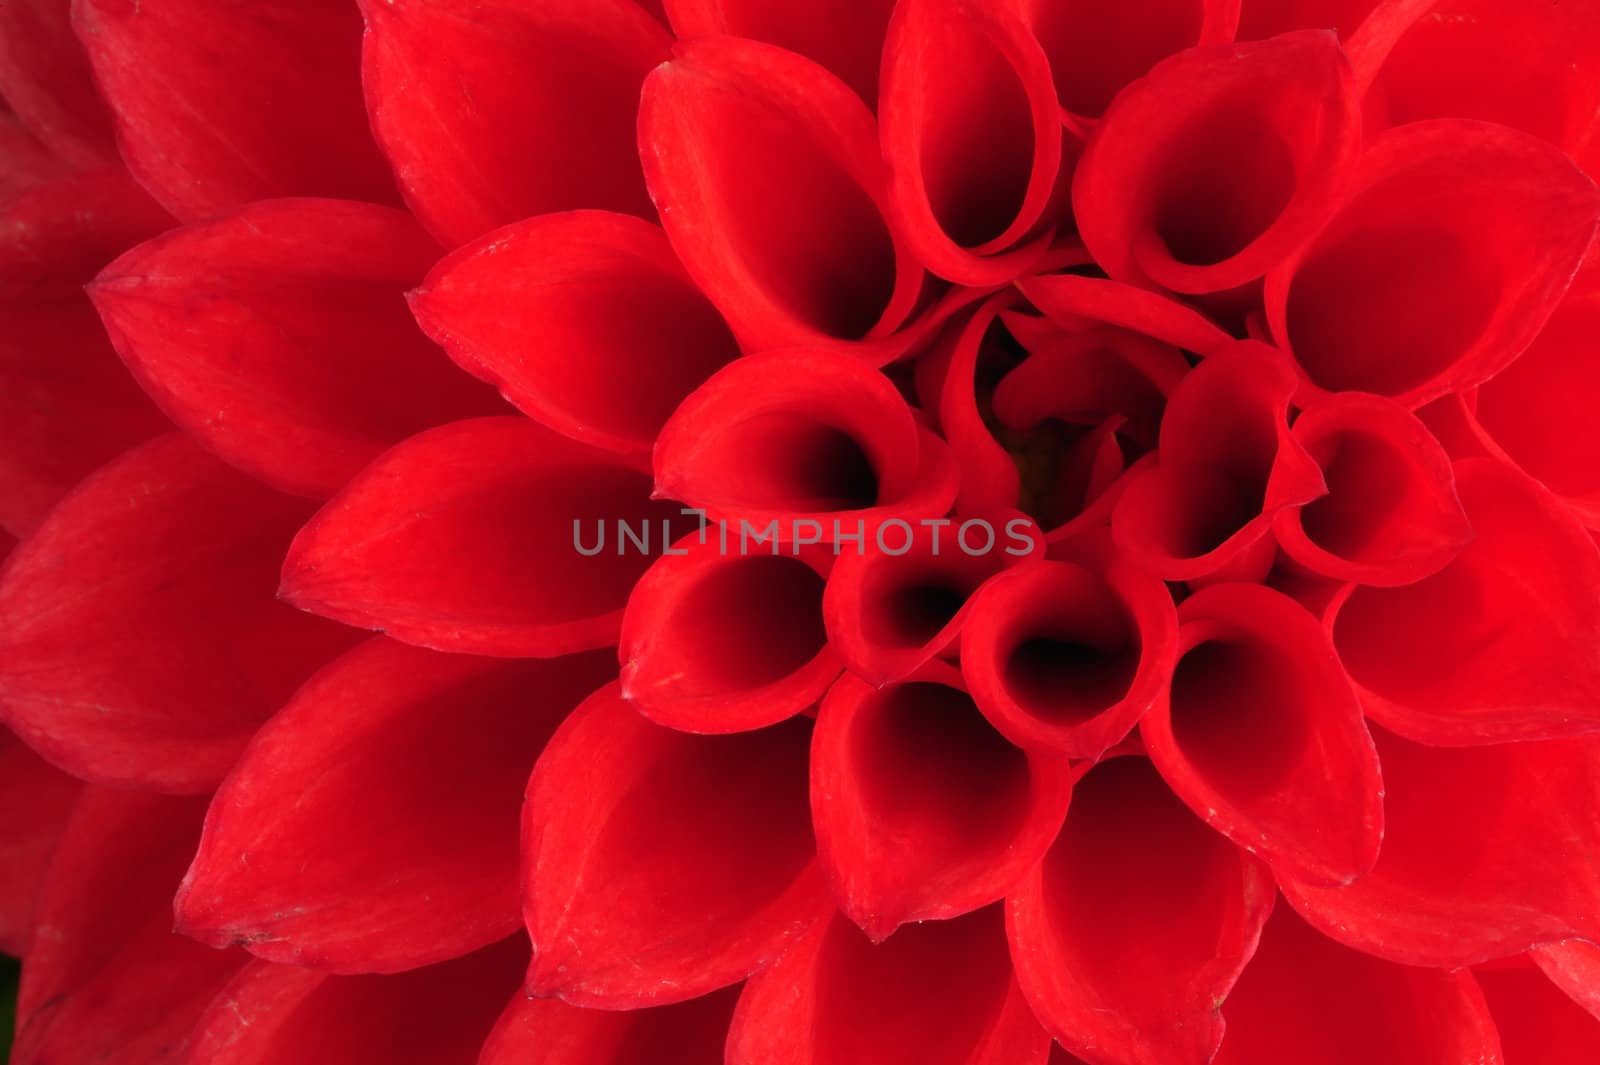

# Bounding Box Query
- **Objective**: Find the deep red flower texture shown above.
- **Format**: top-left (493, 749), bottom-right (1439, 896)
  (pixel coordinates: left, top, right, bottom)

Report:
top-left (1, 1), bottom-right (1599, 1063)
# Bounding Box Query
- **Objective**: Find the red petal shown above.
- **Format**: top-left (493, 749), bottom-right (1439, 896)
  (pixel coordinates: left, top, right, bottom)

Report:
top-left (620, 542), bottom-right (840, 733)
top-left (90, 198), bottom-right (497, 499)
top-left (1020, 274), bottom-right (1234, 357)
top-left (811, 665), bottom-right (1074, 940)
top-left (1477, 963), bottom-right (1600, 1064)
top-left (0, 434), bottom-right (360, 793)
top-left (411, 211), bottom-right (739, 456)
top-left (1533, 941), bottom-right (1600, 1022)
top-left (360, 0), bottom-right (668, 248)
top-left (1273, 392), bottom-right (1470, 586)
top-left (185, 940), bottom-right (523, 1065)
top-left (639, 36), bottom-right (924, 353)
top-left (480, 985), bottom-right (740, 1065)
top-left (0, 107), bottom-right (75, 200)
top-left (0, 168), bottom-right (172, 536)
top-left (1144, 583), bottom-right (1383, 886)
top-left (281, 417), bottom-right (679, 658)
top-left (880, 0), bottom-right (1065, 283)
top-left (0, 728), bottom-right (80, 955)
top-left (1074, 31), bottom-right (1360, 294)
top-left (12, 789), bottom-right (246, 1065)
top-left (1281, 727), bottom-right (1600, 967)
top-left (935, 296), bottom-right (1028, 514)
top-left (524, 683), bottom-right (828, 1007)
top-left (1237, 0), bottom-right (1379, 40)
top-left (1212, 905), bottom-right (1502, 1064)
top-left (1111, 343), bottom-right (1326, 582)
top-left (1330, 457), bottom-right (1600, 744)
top-left (74, 0), bottom-right (398, 221)
top-left (175, 638), bottom-right (613, 974)
top-left (0, 0), bottom-right (115, 164)
top-left (961, 558), bottom-right (1178, 757)
top-left (1008, 754), bottom-right (1275, 1065)
top-left (1265, 120), bottom-right (1600, 407)
top-left (728, 907), bottom-right (1051, 1065)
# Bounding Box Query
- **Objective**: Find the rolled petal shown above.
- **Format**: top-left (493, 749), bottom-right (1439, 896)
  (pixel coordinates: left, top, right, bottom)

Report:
top-left (90, 198), bottom-right (498, 499)
top-left (639, 36), bottom-right (923, 353)
top-left (1111, 343), bottom-right (1326, 582)
top-left (1533, 941), bottom-right (1600, 1022)
top-left (935, 295), bottom-right (1028, 514)
top-left (1074, 31), bottom-right (1360, 294)
top-left (0, 434), bottom-right (360, 793)
top-left (360, 0), bottom-right (668, 248)
top-left (175, 639), bottom-right (614, 974)
top-left (1265, 120), bottom-right (1600, 407)
top-left (0, 728), bottom-right (81, 955)
top-left (1144, 583), bottom-right (1383, 886)
top-left (811, 666), bottom-right (1074, 940)
top-left (1274, 392), bottom-right (1470, 586)
top-left (281, 417), bottom-right (679, 658)
top-left (74, 0), bottom-right (398, 220)
top-left (1211, 905), bottom-right (1502, 1064)
top-left (620, 541), bottom-right (839, 733)
top-left (1020, 275), bottom-right (1234, 356)
top-left (12, 790), bottom-right (246, 1065)
top-left (524, 683), bottom-right (828, 1008)
top-left (653, 351), bottom-right (958, 536)
top-left (0, 168), bottom-right (172, 537)
top-left (1477, 962), bottom-right (1600, 1064)
top-left (1331, 458), bottom-right (1600, 744)
top-left (185, 940), bottom-right (523, 1065)
top-left (480, 985), bottom-right (740, 1065)
top-left (411, 211), bottom-right (739, 456)
top-left (728, 907), bottom-right (1051, 1065)
top-left (961, 558), bottom-right (1178, 757)
top-left (1280, 727), bottom-right (1600, 967)
top-left (0, 0), bottom-right (115, 164)
top-left (1008, 755), bottom-right (1275, 1065)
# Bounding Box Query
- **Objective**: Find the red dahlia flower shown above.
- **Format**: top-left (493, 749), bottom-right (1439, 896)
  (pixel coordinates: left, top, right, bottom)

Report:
top-left (2, 0), bottom-right (1600, 1062)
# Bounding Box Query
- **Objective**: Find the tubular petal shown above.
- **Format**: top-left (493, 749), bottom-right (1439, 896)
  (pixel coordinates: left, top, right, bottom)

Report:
top-left (411, 211), bottom-right (739, 456)
top-left (1331, 458), bottom-right (1600, 745)
top-left (1281, 727), bottom-right (1600, 967)
top-left (621, 541), bottom-right (840, 733)
top-left (1020, 274), bottom-right (1234, 356)
top-left (727, 907), bottom-right (1052, 1065)
top-left (523, 683), bottom-right (829, 1008)
top-left (281, 417), bottom-right (680, 658)
top-left (1265, 119), bottom-right (1600, 407)
top-left (1008, 755), bottom-right (1275, 1065)
top-left (936, 295), bottom-right (1029, 514)
top-left (479, 985), bottom-right (740, 1065)
top-left (1073, 31), bottom-right (1360, 294)
top-left (639, 36), bottom-right (923, 352)
top-left (1477, 963), bottom-right (1600, 1064)
top-left (1273, 392), bottom-right (1470, 586)
top-left (0, 434), bottom-right (361, 793)
top-left (1211, 905), bottom-right (1503, 1064)
top-left (0, 0), bottom-right (115, 164)
top-left (811, 667), bottom-right (1074, 939)
top-left (360, 0), bottom-right (668, 248)
top-left (175, 639), bottom-right (614, 974)
top-left (1533, 941), bottom-right (1600, 1022)
top-left (1144, 583), bottom-right (1383, 886)
top-left (0, 728), bottom-right (81, 955)
top-left (961, 558), bottom-right (1178, 757)
top-left (74, 0), bottom-right (399, 221)
top-left (90, 198), bottom-right (498, 499)
top-left (184, 939), bottom-right (524, 1065)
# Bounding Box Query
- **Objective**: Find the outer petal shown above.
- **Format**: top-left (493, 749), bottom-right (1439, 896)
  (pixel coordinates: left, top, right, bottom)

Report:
top-left (0, 434), bottom-right (360, 793)
top-left (812, 666), bottom-right (1074, 940)
top-left (90, 198), bottom-right (498, 499)
top-left (1144, 583), bottom-right (1383, 886)
top-left (523, 683), bottom-right (829, 1008)
top-left (479, 985), bottom-right (740, 1065)
top-left (1211, 905), bottom-right (1502, 1064)
top-left (1533, 941), bottom-right (1600, 1022)
top-left (1265, 120), bottom-right (1600, 407)
top-left (0, 168), bottom-right (172, 536)
top-left (1074, 31), bottom-right (1360, 294)
top-left (185, 940), bottom-right (523, 1065)
top-left (728, 907), bottom-right (1051, 1065)
top-left (1476, 963), bottom-right (1600, 1064)
top-left (12, 790), bottom-right (246, 1065)
top-left (1280, 727), bottom-right (1600, 967)
top-left (74, 0), bottom-right (398, 220)
top-left (411, 211), bottom-right (739, 456)
top-left (175, 639), bottom-right (614, 974)
top-left (639, 36), bottom-right (924, 353)
top-left (1330, 458), bottom-right (1600, 744)
top-left (1008, 754), bottom-right (1275, 1065)
top-left (0, 0), bottom-right (115, 164)
top-left (360, 0), bottom-right (669, 248)
top-left (281, 417), bottom-right (679, 658)
top-left (0, 107), bottom-right (75, 199)
top-left (0, 728), bottom-right (81, 955)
